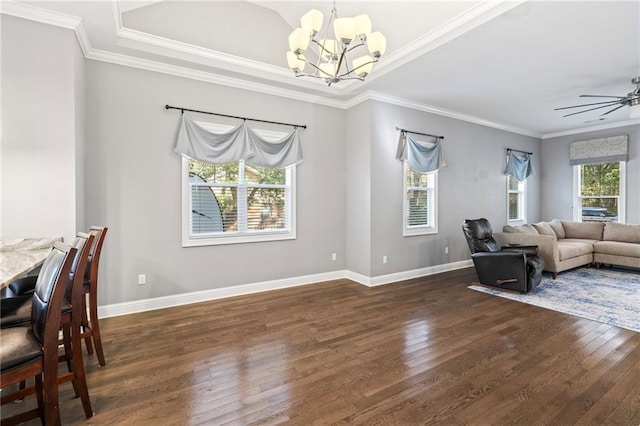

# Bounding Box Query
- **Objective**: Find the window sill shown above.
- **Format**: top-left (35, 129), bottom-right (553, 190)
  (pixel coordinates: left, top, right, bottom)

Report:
top-left (183, 230), bottom-right (296, 247)
top-left (403, 227), bottom-right (438, 237)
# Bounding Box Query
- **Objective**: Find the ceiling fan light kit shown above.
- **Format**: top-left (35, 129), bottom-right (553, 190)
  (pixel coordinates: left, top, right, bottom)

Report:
top-left (555, 77), bottom-right (640, 120)
top-left (286, 2), bottom-right (386, 86)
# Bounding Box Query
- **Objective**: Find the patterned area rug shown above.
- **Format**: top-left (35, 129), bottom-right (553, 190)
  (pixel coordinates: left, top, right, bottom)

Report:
top-left (469, 267), bottom-right (640, 332)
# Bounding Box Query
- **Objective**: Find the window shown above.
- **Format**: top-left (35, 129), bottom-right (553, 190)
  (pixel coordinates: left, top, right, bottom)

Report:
top-left (507, 176), bottom-right (526, 223)
top-left (182, 124), bottom-right (295, 246)
top-left (573, 161), bottom-right (625, 223)
top-left (403, 162), bottom-right (437, 235)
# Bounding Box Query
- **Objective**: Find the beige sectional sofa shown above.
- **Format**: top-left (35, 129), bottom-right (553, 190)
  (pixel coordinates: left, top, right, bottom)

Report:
top-left (494, 220), bottom-right (640, 279)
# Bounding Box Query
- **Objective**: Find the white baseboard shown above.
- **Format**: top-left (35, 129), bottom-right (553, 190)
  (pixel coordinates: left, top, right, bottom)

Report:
top-left (347, 259), bottom-right (474, 287)
top-left (98, 260), bottom-right (473, 318)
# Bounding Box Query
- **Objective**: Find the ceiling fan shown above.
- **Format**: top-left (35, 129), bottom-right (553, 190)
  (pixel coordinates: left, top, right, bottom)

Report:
top-left (555, 77), bottom-right (640, 120)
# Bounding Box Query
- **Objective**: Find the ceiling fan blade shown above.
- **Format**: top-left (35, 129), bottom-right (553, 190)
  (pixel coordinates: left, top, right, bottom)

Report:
top-left (599, 104), bottom-right (626, 117)
top-left (562, 103), bottom-right (620, 117)
top-left (554, 100), bottom-right (621, 110)
top-left (579, 94), bottom-right (626, 99)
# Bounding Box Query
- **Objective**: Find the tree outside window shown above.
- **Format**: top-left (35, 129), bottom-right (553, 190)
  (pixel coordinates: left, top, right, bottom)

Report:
top-left (507, 176), bottom-right (526, 222)
top-left (578, 162), bottom-right (623, 223)
top-left (403, 163), bottom-right (437, 235)
top-left (184, 157), bottom-right (295, 246)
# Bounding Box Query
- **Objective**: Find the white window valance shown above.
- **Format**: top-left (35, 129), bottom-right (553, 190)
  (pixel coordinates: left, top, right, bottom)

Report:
top-left (570, 135), bottom-right (628, 166)
top-left (175, 114), bottom-right (303, 168)
top-left (395, 131), bottom-right (446, 173)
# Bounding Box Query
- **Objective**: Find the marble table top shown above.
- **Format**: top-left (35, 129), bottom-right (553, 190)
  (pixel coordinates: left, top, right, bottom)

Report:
top-left (0, 237), bottom-right (62, 288)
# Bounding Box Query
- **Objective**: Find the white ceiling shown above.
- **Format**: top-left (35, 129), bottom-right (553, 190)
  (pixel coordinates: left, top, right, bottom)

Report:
top-left (4, 0), bottom-right (640, 138)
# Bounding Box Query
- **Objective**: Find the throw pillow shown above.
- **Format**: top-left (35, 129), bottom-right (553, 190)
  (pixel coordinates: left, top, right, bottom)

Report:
top-left (533, 222), bottom-right (557, 240)
top-left (548, 219), bottom-right (565, 239)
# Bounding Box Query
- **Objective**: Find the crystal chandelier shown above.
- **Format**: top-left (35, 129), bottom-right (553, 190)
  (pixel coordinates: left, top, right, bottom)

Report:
top-left (286, 3), bottom-right (387, 86)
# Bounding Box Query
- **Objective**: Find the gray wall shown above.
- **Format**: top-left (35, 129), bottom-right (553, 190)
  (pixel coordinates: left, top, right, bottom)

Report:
top-left (345, 102), bottom-right (372, 276)
top-left (1, 14), bottom-right (563, 307)
top-left (367, 101), bottom-right (541, 277)
top-left (541, 124), bottom-right (640, 224)
top-left (84, 61), bottom-right (347, 305)
top-left (1, 16), bottom-right (82, 243)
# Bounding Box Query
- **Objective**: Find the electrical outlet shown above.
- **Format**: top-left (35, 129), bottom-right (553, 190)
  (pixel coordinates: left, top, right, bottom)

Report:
top-left (138, 274), bottom-right (146, 285)
top-left (332, 252), bottom-right (337, 261)
top-left (383, 256), bottom-right (388, 264)
top-left (445, 246), bottom-right (449, 254)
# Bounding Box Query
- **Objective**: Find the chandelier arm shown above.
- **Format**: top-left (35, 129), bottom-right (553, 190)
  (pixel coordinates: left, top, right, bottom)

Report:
top-left (301, 60), bottom-right (328, 76)
top-left (345, 40), bottom-right (366, 53)
top-left (334, 47), bottom-right (348, 77)
top-left (310, 39), bottom-right (334, 59)
top-left (337, 57), bottom-right (378, 79)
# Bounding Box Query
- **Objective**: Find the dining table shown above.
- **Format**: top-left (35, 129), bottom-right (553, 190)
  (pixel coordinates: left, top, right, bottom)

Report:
top-left (0, 237), bottom-right (62, 289)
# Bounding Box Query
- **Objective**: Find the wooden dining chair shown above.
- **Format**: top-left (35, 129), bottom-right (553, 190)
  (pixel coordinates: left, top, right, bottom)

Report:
top-left (0, 233), bottom-right (95, 420)
top-left (0, 242), bottom-right (76, 426)
top-left (80, 226), bottom-right (108, 366)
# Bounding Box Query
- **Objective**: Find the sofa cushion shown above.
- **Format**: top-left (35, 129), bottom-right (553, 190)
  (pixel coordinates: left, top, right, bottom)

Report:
top-left (593, 241), bottom-right (640, 257)
top-left (557, 240), bottom-right (595, 261)
top-left (561, 221), bottom-right (605, 240)
top-left (548, 219), bottom-right (566, 239)
top-left (533, 222), bottom-right (557, 240)
top-left (503, 224), bottom-right (538, 234)
top-left (603, 222), bottom-right (640, 244)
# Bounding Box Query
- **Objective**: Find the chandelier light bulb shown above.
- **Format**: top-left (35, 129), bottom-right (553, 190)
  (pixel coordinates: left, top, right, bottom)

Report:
top-left (352, 55), bottom-right (374, 77)
top-left (288, 28), bottom-right (311, 54)
top-left (286, 51), bottom-right (306, 72)
top-left (301, 9), bottom-right (324, 34)
top-left (334, 17), bottom-right (357, 44)
top-left (367, 31), bottom-right (387, 58)
top-left (319, 62), bottom-right (337, 78)
top-left (354, 14), bottom-right (372, 37)
top-left (629, 102), bottom-right (640, 119)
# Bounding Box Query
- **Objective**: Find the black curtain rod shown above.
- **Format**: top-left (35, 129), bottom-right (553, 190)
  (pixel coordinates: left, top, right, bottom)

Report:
top-left (507, 148), bottom-right (533, 155)
top-left (165, 104), bottom-right (307, 129)
top-left (396, 126), bottom-right (444, 140)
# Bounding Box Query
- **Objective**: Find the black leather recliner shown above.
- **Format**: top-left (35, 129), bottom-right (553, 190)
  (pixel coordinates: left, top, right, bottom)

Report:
top-left (462, 218), bottom-right (544, 293)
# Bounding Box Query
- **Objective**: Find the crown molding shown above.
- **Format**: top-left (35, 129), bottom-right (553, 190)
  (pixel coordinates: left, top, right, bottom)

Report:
top-left (541, 118), bottom-right (640, 139)
top-left (111, 0), bottom-right (345, 96)
top-left (1, 0), bottom-right (80, 29)
top-left (364, 0), bottom-right (527, 85)
top-left (6, 0), bottom-right (634, 141)
top-left (86, 48), bottom-right (347, 110)
top-left (349, 91), bottom-right (542, 138)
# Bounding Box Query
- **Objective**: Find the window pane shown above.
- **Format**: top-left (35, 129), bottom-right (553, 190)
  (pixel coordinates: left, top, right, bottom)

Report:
top-left (406, 169), bottom-right (429, 187)
top-left (189, 159), bottom-right (239, 184)
top-left (580, 162), bottom-right (620, 196)
top-left (407, 189), bottom-right (430, 226)
top-left (246, 187), bottom-right (287, 230)
top-left (508, 176), bottom-right (519, 191)
top-left (244, 164), bottom-right (286, 185)
top-left (508, 193), bottom-right (519, 220)
top-left (191, 184), bottom-right (238, 233)
top-left (581, 198), bottom-right (618, 222)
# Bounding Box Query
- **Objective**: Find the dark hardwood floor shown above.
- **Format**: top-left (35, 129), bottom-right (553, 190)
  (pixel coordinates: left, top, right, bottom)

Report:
top-left (5, 267), bottom-right (640, 425)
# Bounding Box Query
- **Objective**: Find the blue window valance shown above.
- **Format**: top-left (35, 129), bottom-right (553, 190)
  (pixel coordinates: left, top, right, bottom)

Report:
top-left (395, 131), bottom-right (446, 173)
top-left (505, 150), bottom-right (534, 181)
